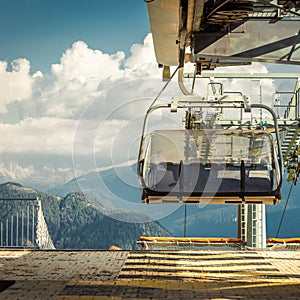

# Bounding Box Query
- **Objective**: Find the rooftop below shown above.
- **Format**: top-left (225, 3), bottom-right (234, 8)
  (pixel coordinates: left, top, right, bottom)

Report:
top-left (0, 249), bottom-right (300, 299)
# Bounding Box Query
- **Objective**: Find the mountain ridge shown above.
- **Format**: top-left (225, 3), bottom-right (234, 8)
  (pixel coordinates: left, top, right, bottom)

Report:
top-left (48, 165), bottom-right (300, 238)
top-left (0, 182), bottom-right (171, 249)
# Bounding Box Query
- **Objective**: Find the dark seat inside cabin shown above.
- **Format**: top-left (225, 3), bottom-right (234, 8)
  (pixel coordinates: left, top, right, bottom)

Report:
top-left (149, 162), bottom-right (273, 194)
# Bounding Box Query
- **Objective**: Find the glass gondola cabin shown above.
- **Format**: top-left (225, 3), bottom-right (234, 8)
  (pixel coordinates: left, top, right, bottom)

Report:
top-left (138, 129), bottom-right (281, 204)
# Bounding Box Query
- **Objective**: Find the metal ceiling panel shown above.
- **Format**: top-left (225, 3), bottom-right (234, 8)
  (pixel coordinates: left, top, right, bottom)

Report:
top-left (193, 19), bottom-right (300, 65)
top-left (146, 0), bottom-right (180, 66)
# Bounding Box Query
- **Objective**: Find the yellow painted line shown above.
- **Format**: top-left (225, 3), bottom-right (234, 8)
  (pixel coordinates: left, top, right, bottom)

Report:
top-left (123, 259), bottom-right (274, 269)
top-left (0, 250), bottom-right (30, 258)
top-left (126, 255), bottom-right (251, 262)
top-left (127, 252), bottom-right (258, 261)
top-left (218, 281), bottom-right (300, 291)
top-left (119, 269), bottom-right (284, 279)
top-left (63, 277), bottom-right (300, 295)
top-left (121, 264), bottom-right (278, 272)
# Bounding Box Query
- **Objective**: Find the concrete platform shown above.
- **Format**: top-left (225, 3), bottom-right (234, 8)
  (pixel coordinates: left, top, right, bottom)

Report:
top-left (0, 249), bottom-right (299, 299)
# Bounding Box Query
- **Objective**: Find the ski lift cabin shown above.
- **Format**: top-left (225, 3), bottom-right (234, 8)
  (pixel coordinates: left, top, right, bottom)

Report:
top-left (138, 94), bottom-right (282, 205)
top-left (139, 129), bottom-right (281, 204)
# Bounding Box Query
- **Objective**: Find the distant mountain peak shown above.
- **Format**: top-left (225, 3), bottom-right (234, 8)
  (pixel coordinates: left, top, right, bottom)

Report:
top-left (1, 182), bottom-right (23, 188)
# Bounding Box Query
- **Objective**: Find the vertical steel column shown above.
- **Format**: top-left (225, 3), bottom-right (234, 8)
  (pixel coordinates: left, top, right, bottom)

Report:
top-left (32, 204), bottom-right (35, 245)
top-left (16, 211), bottom-right (18, 247)
top-left (21, 209), bottom-right (24, 247)
top-left (0, 221), bottom-right (2, 247)
top-left (11, 215), bottom-right (13, 247)
top-left (238, 204), bottom-right (247, 244)
top-left (246, 204), bottom-right (266, 249)
top-left (27, 206), bottom-right (29, 244)
top-left (6, 218), bottom-right (8, 247)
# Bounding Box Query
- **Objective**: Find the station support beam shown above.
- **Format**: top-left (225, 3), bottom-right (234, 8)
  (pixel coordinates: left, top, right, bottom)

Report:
top-left (238, 204), bottom-right (266, 249)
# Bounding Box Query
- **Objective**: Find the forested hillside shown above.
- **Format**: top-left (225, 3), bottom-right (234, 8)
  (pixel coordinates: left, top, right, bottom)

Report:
top-left (0, 182), bottom-right (170, 249)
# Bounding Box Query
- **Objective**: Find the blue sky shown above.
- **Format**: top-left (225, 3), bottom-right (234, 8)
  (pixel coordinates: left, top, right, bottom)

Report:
top-left (0, 0), bottom-right (150, 73)
top-left (0, 0), bottom-right (165, 191)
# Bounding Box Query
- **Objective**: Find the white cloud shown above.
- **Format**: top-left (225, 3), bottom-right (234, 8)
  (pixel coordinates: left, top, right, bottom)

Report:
top-left (124, 33), bottom-right (159, 77)
top-left (0, 59), bottom-right (33, 113)
top-left (0, 35), bottom-right (179, 190)
top-left (0, 117), bottom-right (76, 155)
top-left (0, 35), bottom-right (161, 122)
top-left (51, 41), bottom-right (125, 84)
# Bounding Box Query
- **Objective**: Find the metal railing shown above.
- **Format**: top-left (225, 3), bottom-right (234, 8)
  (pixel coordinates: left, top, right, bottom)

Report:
top-left (0, 198), bottom-right (55, 249)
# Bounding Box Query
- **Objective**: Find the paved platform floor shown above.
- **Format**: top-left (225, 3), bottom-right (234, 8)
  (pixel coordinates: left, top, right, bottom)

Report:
top-left (0, 249), bottom-right (299, 299)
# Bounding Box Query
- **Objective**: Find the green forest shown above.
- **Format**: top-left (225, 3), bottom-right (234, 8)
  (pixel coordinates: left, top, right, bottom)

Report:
top-left (0, 182), bottom-right (170, 250)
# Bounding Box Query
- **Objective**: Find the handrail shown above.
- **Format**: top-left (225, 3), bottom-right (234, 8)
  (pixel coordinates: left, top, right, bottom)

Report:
top-left (279, 81), bottom-right (300, 120)
top-left (251, 103), bottom-right (283, 180)
top-left (137, 103), bottom-right (171, 166)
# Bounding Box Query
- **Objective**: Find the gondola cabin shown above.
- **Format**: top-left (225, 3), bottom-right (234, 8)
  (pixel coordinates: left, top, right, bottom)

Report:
top-left (138, 129), bottom-right (281, 204)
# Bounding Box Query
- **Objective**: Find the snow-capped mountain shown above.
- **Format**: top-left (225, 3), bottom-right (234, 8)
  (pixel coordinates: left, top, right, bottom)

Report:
top-left (0, 160), bottom-right (76, 191)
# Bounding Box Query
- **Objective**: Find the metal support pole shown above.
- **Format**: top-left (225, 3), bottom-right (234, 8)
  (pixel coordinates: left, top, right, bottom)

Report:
top-left (11, 215), bottom-right (13, 247)
top-left (27, 206), bottom-right (29, 244)
top-left (32, 204), bottom-right (34, 245)
top-left (0, 221), bottom-right (2, 247)
top-left (16, 211), bottom-right (18, 247)
top-left (21, 209), bottom-right (24, 247)
top-left (246, 204), bottom-right (266, 249)
top-left (238, 204), bottom-right (247, 243)
top-left (184, 204), bottom-right (187, 238)
top-left (6, 218), bottom-right (8, 247)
